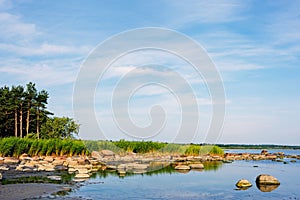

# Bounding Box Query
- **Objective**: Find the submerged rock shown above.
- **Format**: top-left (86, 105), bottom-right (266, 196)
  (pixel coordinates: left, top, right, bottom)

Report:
top-left (236, 179), bottom-right (252, 188)
top-left (175, 165), bottom-right (191, 170)
top-left (47, 175), bottom-right (62, 181)
top-left (256, 174), bottom-right (280, 185)
top-left (189, 163), bottom-right (204, 169)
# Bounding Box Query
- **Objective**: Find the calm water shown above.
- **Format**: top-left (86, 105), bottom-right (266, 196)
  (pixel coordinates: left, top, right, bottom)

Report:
top-left (69, 150), bottom-right (300, 200)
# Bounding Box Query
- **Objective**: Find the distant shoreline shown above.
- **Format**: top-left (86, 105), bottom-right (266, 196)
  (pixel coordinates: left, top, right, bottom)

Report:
top-left (216, 144), bottom-right (300, 149)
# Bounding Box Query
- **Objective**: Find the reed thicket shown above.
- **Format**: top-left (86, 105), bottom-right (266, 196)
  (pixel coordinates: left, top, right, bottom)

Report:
top-left (0, 137), bottom-right (88, 157)
top-left (85, 140), bottom-right (224, 156)
top-left (0, 138), bottom-right (224, 157)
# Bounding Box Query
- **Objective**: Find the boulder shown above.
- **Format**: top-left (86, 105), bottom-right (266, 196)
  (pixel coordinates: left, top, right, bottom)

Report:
top-left (91, 151), bottom-right (102, 159)
top-left (44, 164), bottom-right (55, 172)
top-left (4, 157), bottom-right (19, 164)
top-left (0, 172), bottom-right (2, 180)
top-left (44, 156), bottom-right (54, 162)
top-left (77, 168), bottom-right (89, 174)
top-left (75, 173), bottom-right (90, 179)
top-left (175, 165), bottom-right (191, 170)
top-left (52, 159), bottom-right (65, 166)
top-left (256, 174), bottom-right (280, 185)
top-left (106, 165), bottom-right (117, 170)
top-left (189, 163), bottom-right (204, 169)
top-left (100, 150), bottom-right (115, 157)
top-left (19, 153), bottom-right (32, 161)
top-left (236, 179), bottom-right (252, 188)
top-left (0, 166), bottom-right (9, 171)
top-left (261, 150), bottom-right (268, 155)
top-left (68, 168), bottom-right (77, 173)
top-left (55, 165), bottom-right (68, 171)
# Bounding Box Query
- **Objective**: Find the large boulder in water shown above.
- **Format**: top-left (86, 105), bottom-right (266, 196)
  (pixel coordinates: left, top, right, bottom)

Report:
top-left (256, 174), bottom-right (280, 185)
top-left (236, 179), bottom-right (252, 188)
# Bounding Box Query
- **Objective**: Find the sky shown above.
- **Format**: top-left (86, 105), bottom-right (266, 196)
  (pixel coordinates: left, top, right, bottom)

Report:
top-left (0, 0), bottom-right (299, 145)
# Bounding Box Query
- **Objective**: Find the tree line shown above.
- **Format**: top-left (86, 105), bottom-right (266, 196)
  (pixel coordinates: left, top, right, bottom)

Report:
top-left (0, 82), bottom-right (79, 139)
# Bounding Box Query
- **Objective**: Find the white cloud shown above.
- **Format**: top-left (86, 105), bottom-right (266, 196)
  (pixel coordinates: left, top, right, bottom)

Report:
top-left (0, 42), bottom-right (91, 56)
top-left (167, 0), bottom-right (245, 27)
top-left (0, 12), bottom-right (37, 39)
top-left (0, 58), bottom-right (81, 86)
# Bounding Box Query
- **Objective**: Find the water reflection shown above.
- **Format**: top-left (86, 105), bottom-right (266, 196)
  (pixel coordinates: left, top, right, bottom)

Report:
top-left (93, 161), bottom-right (223, 179)
top-left (256, 183), bottom-right (280, 192)
top-left (202, 161), bottom-right (223, 171)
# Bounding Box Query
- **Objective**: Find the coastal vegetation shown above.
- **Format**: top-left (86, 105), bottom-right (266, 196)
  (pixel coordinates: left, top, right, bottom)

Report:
top-left (0, 138), bottom-right (224, 157)
top-left (0, 83), bottom-right (79, 139)
top-left (84, 140), bottom-right (224, 156)
top-left (0, 137), bottom-right (88, 157)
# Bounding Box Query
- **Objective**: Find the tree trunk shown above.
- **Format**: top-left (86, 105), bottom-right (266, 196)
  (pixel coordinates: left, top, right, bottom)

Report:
top-left (37, 108), bottom-right (40, 139)
top-left (26, 102), bottom-right (30, 136)
top-left (20, 105), bottom-right (23, 138)
top-left (5, 111), bottom-right (8, 135)
top-left (14, 109), bottom-right (18, 137)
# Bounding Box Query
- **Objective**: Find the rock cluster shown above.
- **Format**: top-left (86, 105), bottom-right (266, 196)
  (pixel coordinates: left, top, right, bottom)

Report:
top-left (235, 174), bottom-right (280, 192)
top-left (0, 150), bottom-right (299, 183)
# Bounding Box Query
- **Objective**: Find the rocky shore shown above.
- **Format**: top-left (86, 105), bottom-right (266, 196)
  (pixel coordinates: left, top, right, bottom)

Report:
top-left (0, 149), bottom-right (299, 199)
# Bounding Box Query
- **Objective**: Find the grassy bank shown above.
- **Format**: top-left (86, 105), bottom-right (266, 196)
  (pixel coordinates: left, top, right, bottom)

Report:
top-left (0, 137), bottom-right (88, 157)
top-left (84, 140), bottom-right (224, 156)
top-left (0, 137), bottom-right (224, 157)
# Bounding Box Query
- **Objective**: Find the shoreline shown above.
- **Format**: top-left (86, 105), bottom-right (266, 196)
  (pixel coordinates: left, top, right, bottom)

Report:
top-left (1, 149), bottom-right (299, 199)
top-left (0, 183), bottom-right (73, 200)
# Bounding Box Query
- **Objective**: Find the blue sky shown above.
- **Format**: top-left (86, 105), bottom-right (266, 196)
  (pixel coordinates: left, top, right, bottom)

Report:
top-left (0, 0), bottom-right (299, 144)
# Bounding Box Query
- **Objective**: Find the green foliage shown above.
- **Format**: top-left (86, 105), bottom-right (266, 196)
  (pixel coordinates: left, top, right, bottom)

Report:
top-left (84, 140), bottom-right (123, 153)
top-left (0, 83), bottom-right (52, 138)
top-left (184, 145), bottom-right (224, 156)
top-left (184, 145), bottom-right (201, 156)
top-left (113, 140), bottom-right (166, 153)
top-left (0, 137), bottom-right (88, 157)
top-left (85, 140), bottom-right (224, 156)
top-left (40, 117), bottom-right (80, 139)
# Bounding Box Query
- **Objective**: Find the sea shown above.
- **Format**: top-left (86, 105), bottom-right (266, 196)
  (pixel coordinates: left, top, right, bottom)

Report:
top-left (67, 149), bottom-right (300, 200)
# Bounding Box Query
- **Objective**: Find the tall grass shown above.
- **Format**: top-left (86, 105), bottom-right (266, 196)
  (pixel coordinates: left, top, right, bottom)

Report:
top-left (85, 140), bottom-right (224, 156)
top-left (0, 137), bottom-right (224, 157)
top-left (0, 137), bottom-right (88, 157)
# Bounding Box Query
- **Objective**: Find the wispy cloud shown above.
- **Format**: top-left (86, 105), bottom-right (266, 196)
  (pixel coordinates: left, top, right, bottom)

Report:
top-left (0, 58), bottom-right (81, 86)
top-left (0, 12), bottom-right (37, 39)
top-left (0, 42), bottom-right (91, 56)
